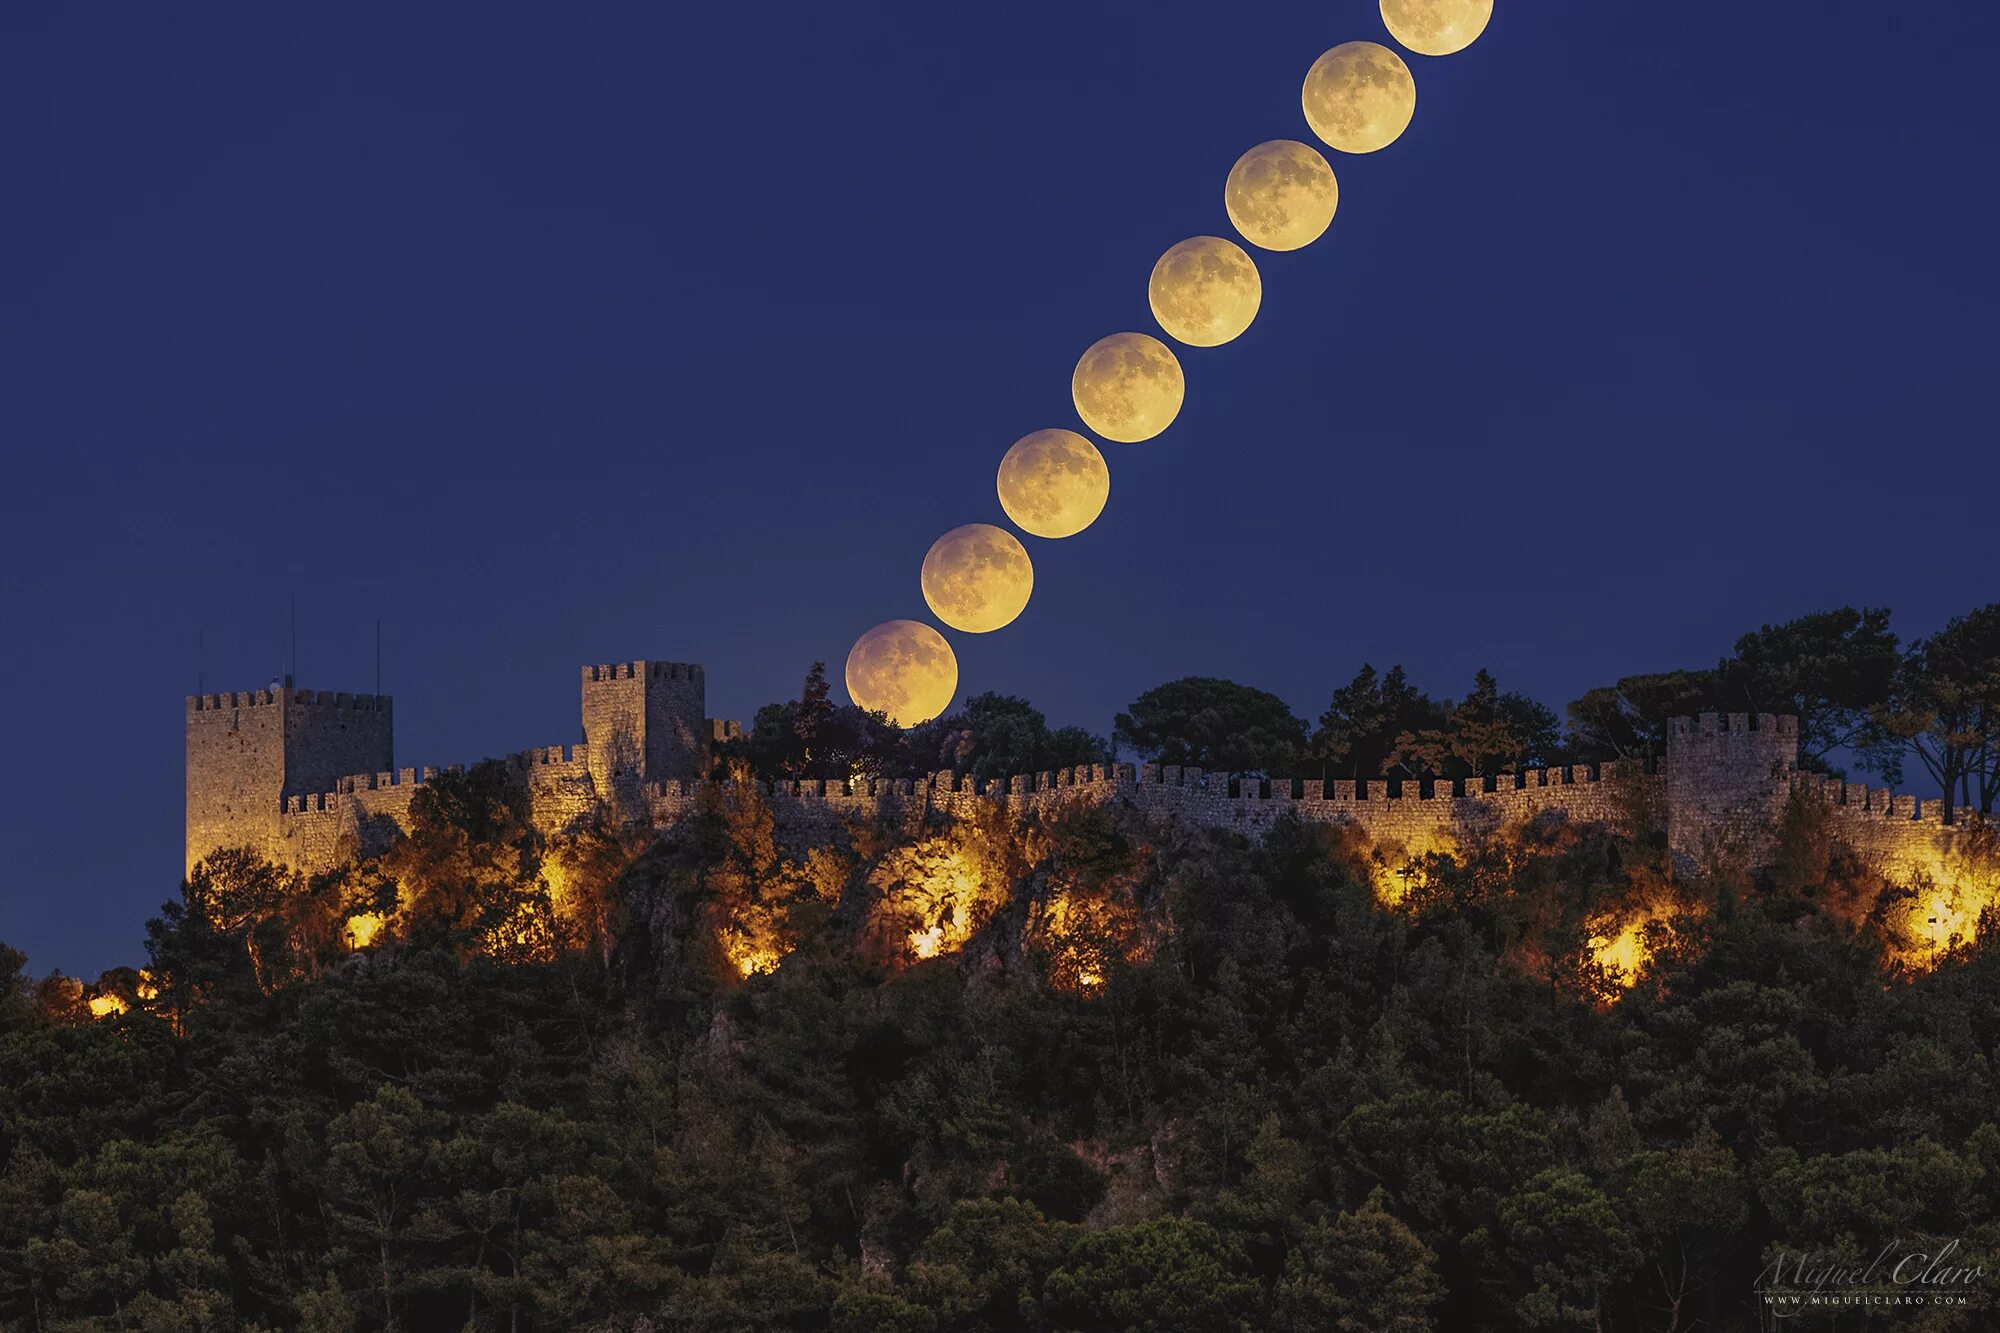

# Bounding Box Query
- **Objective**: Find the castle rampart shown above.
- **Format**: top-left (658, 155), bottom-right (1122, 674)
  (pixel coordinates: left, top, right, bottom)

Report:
top-left (185, 665), bottom-right (1987, 893)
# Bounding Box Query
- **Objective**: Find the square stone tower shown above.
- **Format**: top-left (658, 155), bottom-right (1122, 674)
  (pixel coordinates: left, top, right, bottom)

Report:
top-left (185, 678), bottom-right (393, 872)
top-left (1665, 712), bottom-right (1797, 871)
top-left (581, 661), bottom-right (706, 802)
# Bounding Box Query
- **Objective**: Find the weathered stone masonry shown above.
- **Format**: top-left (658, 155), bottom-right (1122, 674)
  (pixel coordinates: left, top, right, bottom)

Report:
top-left (185, 660), bottom-right (1986, 881)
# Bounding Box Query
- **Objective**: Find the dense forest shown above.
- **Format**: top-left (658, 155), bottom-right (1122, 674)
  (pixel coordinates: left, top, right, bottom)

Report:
top-left (3, 603), bottom-right (1997, 1331)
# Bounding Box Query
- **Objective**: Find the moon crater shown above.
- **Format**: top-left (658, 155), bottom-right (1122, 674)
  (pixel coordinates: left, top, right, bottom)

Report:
top-left (921, 523), bottom-right (1034, 633)
top-left (1381, 0), bottom-right (1493, 57)
top-left (845, 620), bottom-right (958, 728)
top-left (1071, 332), bottom-right (1186, 443)
top-left (1302, 41), bottom-right (1417, 154)
top-left (1149, 236), bottom-right (1262, 348)
top-left (997, 429), bottom-right (1110, 539)
top-left (1225, 140), bottom-right (1339, 252)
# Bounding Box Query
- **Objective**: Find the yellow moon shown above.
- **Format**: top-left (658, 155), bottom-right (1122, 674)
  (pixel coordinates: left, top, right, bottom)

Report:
top-left (920, 523), bottom-right (1034, 633)
top-left (1071, 332), bottom-right (1185, 443)
top-left (997, 429), bottom-right (1109, 539)
top-left (1381, 0), bottom-right (1492, 56)
top-left (1149, 236), bottom-right (1262, 348)
top-left (845, 619), bottom-right (957, 728)
top-left (1225, 140), bottom-right (1339, 252)
top-left (1302, 41), bottom-right (1416, 154)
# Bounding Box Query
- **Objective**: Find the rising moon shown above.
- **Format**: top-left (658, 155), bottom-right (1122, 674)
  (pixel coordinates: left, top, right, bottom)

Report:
top-left (997, 429), bottom-right (1109, 539)
top-left (1071, 333), bottom-right (1185, 443)
top-left (921, 523), bottom-right (1034, 633)
top-left (1225, 140), bottom-right (1339, 252)
top-left (1149, 236), bottom-right (1262, 348)
top-left (845, 619), bottom-right (958, 728)
top-left (1302, 41), bottom-right (1416, 154)
top-left (1381, 0), bottom-right (1493, 56)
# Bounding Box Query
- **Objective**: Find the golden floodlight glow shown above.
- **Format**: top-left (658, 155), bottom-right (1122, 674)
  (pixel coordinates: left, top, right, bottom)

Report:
top-left (921, 523), bottom-right (1034, 633)
top-left (1381, 0), bottom-right (1493, 57)
top-left (1149, 236), bottom-right (1263, 348)
top-left (346, 913), bottom-right (385, 950)
top-left (845, 619), bottom-right (959, 727)
top-left (1303, 41), bottom-right (1417, 154)
top-left (997, 428), bottom-right (1110, 539)
top-left (1071, 332), bottom-right (1185, 443)
top-left (1225, 140), bottom-right (1340, 252)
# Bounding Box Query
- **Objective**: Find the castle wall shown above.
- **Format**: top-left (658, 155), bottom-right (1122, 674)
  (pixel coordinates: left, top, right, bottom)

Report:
top-left (1666, 713), bottom-right (1798, 870)
top-left (581, 661), bottom-right (705, 804)
top-left (285, 690), bottom-right (394, 798)
top-left (188, 666), bottom-right (1987, 895)
top-left (1790, 773), bottom-right (1989, 884)
top-left (186, 689), bottom-right (290, 872)
top-left (634, 759), bottom-right (1657, 861)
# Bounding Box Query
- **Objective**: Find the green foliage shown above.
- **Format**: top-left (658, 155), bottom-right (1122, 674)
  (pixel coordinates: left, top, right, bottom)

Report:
top-left (1040, 1217), bottom-right (1261, 1333)
top-left (1878, 602), bottom-right (2000, 817)
top-left (1115, 676), bottom-right (1308, 773)
top-left (1715, 606), bottom-right (1900, 768)
top-left (1275, 1187), bottom-right (1442, 1333)
top-left (909, 692), bottom-right (1106, 785)
top-left (8, 658), bottom-right (2000, 1330)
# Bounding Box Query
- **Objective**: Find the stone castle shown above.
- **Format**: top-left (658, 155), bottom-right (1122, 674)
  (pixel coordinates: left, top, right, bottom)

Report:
top-left (186, 658), bottom-right (1983, 884)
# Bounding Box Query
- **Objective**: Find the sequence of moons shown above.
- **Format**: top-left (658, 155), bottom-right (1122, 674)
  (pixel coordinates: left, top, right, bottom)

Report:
top-left (1148, 236), bottom-right (1263, 348)
top-left (920, 522), bottom-right (1034, 633)
top-left (996, 428), bottom-right (1110, 539)
top-left (1224, 139), bottom-right (1340, 252)
top-left (1380, 0), bottom-right (1493, 56)
top-left (1071, 332), bottom-right (1185, 442)
top-left (1302, 41), bottom-right (1417, 154)
top-left (845, 619), bottom-right (958, 728)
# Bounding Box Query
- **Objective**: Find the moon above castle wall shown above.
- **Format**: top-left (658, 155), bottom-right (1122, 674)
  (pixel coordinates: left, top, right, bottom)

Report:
top-left (1381, 0), bottom-right (1493, 56)
top-left (997, 429), bottom-right (1109, 539)
top-left (846, 619), bottom-right (958, 727)
top-left (1225, 140), bottom-right (1339, 253)
top-left (1302, 42), bottom-right (1417, 154)
top-left (1149, 236), bottom-right (1262, 348)
top-left (920, 523), bottom-right (1034, 633)
top-left (1071, 333), bottom-right (1185, 443)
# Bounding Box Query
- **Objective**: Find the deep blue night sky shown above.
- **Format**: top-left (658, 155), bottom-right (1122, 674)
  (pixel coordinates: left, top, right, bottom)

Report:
top-left (3, 1), bottom-right (1994, 975)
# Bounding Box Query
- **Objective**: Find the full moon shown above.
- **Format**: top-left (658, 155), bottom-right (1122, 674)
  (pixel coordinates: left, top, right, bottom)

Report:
top-left (845, 619), bottom-right (958, 728)
top-left (920, 523), bottom-right (1034, 633)
top-left (1381, 0), bottom-right (1493, 56)
top-left (1302, 41), bottom-right (1416, 154)
top-left (1149, 236), bottom-right (1262, 348)
top-left (1071, 333), bottom-right (1185, 443)
top-left (997, 429), bottom-right (1109, 539)
top-left (1225, 140), bottom-right (1339, 252)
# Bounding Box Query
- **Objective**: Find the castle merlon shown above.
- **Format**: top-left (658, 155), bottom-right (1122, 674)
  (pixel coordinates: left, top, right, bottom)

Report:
top-left (188, 688), bottom-right (391, 713)
top-left (583, 661), bottom-right (702, 683)
top-left (185, 661), bottom-right (1985, 887)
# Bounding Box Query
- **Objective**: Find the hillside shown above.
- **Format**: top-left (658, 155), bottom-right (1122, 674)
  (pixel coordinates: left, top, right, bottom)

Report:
top-left (4, 767), bottom-right (1998, 1331)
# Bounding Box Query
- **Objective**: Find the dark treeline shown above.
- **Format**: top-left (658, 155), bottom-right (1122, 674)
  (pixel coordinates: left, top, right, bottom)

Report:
top-left (728, 604), bottom-right (2000, 820)
top-left (1, 601), bottom-right (1997, 1331)
top-left (5, 775), bottom-right (1998, 1330)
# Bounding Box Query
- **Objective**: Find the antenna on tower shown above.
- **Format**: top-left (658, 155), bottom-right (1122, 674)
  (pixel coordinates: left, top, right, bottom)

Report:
top-left (376, 618), bottom-right (382, 696)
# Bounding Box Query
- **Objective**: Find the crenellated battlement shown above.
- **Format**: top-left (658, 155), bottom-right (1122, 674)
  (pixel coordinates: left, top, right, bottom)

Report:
top-left (187, 688), bottom-right (391, 713)
top-left (584, 661), bottom-right (703, 684)
top-left (187, 665), bottom-right (1985, 889)
top-left (1790, 772), bottom-right (1981, 830)
top-left (1667, 712), bottom-right (1797, 741)
top-left (282, 766), bottom-right (445, 815)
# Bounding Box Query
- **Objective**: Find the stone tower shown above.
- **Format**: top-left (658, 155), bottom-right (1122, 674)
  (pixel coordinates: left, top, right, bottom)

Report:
top-left (185, 678), bottom-right (394, 872)
top-left (1665, 712), bottom-right (1797, 871)
top-left (580, 660), bottom-right (706, 802)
